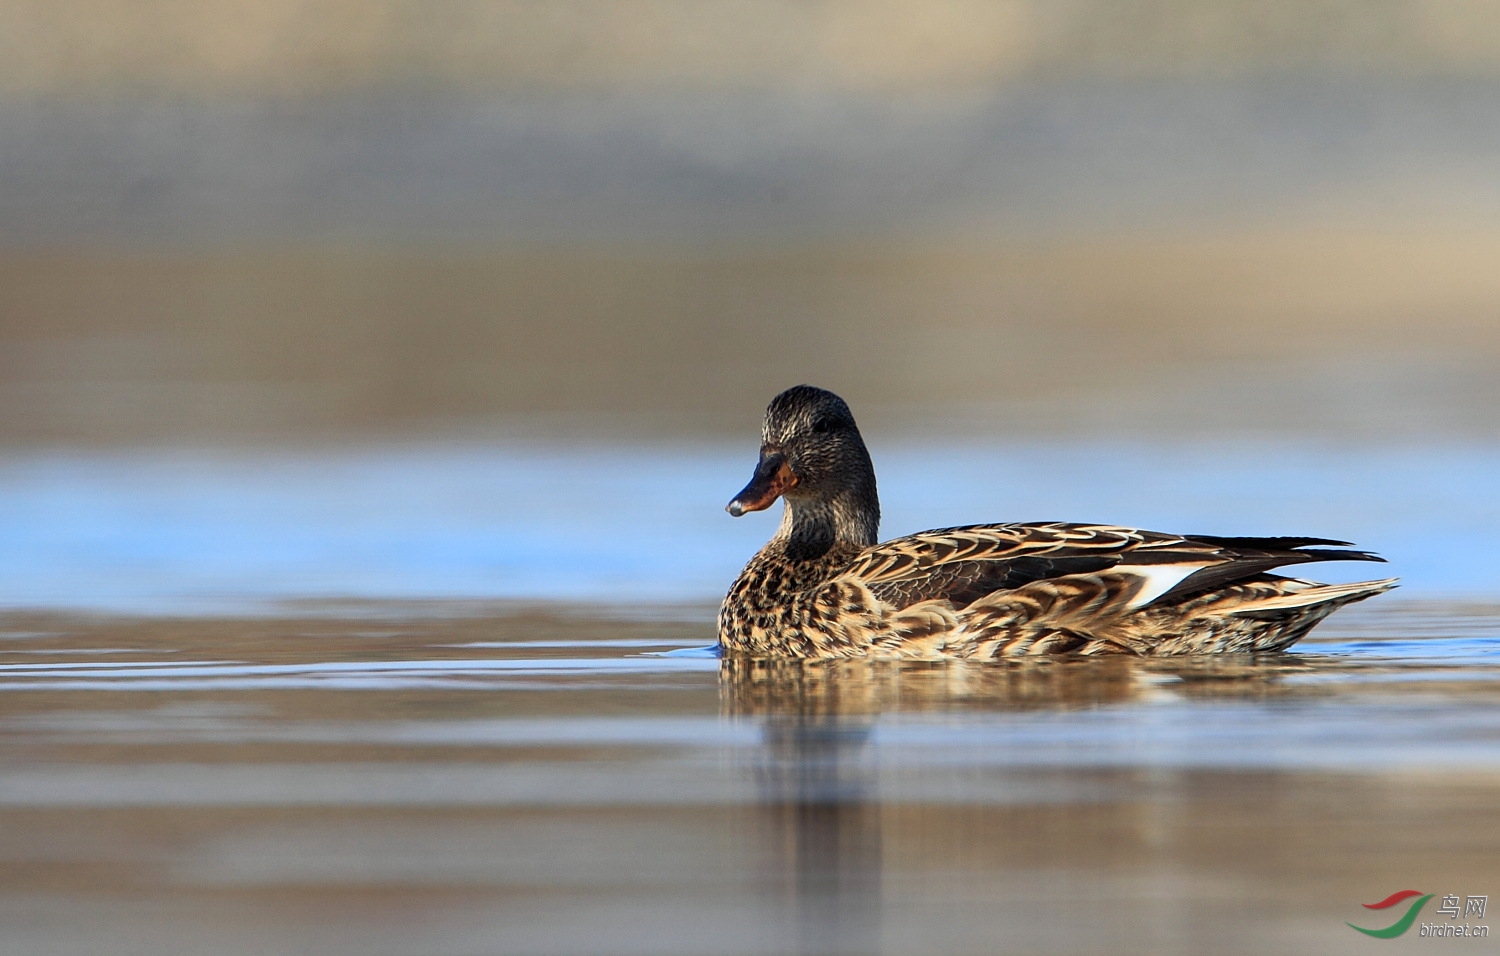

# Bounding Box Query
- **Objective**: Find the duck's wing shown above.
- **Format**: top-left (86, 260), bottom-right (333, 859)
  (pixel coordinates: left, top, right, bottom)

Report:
top-left (840, 522), bottom-right (1383, 612)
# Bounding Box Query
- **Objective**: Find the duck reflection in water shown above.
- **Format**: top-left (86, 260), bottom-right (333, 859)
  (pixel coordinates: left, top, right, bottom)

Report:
top-left (719, 654), bottom-right (1313, 954)
top-left (721, 657), bottom-right (1136, 956)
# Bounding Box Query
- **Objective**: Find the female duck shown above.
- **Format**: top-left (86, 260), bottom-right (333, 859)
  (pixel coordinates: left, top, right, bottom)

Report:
top-left (719, 385), bottom-right (1395, 659)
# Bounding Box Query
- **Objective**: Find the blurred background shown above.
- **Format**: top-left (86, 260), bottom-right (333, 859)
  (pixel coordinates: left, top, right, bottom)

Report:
top-left (4, 11), bottom-right (1500, 955)
top-left (3, 0), bottom-right (1499, 609)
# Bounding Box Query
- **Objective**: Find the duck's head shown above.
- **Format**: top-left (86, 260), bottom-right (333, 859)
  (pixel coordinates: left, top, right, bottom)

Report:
top-left (726, 386), bottom-right (878, 542)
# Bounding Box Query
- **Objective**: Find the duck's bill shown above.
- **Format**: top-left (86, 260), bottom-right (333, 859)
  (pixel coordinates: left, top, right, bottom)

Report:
top-left (726, 452), bottom-right (798, 516)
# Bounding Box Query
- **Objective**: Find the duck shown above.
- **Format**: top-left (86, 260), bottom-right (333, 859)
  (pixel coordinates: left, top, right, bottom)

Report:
top-left (718, 385), bottom-right (1396, 659)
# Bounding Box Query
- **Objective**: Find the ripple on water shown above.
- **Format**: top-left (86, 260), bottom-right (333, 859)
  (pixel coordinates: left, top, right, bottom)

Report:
top-left (0, 604), bottom-right (1494, 772)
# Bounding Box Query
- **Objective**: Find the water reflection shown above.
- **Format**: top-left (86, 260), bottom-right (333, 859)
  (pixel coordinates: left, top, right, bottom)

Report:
top-left (722, 656), bottom-right (1147, 718)
top-left (753, 720), bottom-right (880, 956)
top-left (722, 658), bottom-right (1143, 955)
top-left (718, 653), bottom-right (1361, 955)
top-left (724, 662), bottom-right (881, 956)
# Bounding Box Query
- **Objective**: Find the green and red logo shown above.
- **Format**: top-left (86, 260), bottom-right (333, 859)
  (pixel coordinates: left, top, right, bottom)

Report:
top-left (1348, 890), bottom-right (1433, 938)
top-left (1349, 891), bottom-right (1489, 939)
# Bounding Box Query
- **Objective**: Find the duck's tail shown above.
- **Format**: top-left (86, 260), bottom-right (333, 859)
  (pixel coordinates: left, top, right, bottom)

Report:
top-left (1215, 576), bottom-right (1399, 652)
top-left (1122, 575), bottom-right (1398, 655)
top-left (1227, 577), bottom-right (1400, 619)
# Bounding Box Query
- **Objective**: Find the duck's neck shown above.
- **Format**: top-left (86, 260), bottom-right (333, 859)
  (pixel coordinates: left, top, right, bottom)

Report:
top-left (771, 483), bottom-right (879, 562)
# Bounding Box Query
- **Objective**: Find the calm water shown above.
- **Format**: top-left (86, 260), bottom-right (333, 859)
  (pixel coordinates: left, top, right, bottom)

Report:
top-left (0, 440), bottom-right (1497, 954)
top-left (0, 604), bottom-right (1496, 955)
top-left (1, 439), bottom-right (1498, 612)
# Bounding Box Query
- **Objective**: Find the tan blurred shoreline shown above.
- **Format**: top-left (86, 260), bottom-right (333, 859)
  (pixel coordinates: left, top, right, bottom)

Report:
top-left (7, 0), bottom-right (1500, 98)
top-left (2, 229), bottom-right (1499, 444)
top-left (4, 1), bottom-right (1500, 446)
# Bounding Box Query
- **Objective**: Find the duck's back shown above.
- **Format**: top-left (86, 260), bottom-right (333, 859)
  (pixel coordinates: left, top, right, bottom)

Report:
top-left (719, 521), bottom-right (1395, 659)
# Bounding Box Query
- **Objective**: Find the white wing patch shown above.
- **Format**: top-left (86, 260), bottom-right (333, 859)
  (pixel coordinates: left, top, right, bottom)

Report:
top-left (1118, 564), bottom-right (1213, 609)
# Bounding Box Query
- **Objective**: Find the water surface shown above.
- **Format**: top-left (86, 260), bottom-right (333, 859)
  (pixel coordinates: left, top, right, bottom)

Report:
top-left (1, 439), bottom-right (1496, 953)
top-left (1, 439), bottom-right (1496, 613)
top-left (0, 602), bottom-right (1496, 955)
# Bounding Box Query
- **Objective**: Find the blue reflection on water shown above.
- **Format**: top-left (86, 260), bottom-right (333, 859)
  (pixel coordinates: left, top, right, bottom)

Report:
top-left (0, 439), bottom-right (1495, 613)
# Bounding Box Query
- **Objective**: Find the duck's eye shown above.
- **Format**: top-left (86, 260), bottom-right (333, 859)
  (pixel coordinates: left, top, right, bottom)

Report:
top-left (811, 418), bottom-right (835, 434)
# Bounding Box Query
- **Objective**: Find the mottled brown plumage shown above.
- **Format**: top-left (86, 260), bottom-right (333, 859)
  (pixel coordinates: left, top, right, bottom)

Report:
top-left (718, 385), bottom-right (1395, 659)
